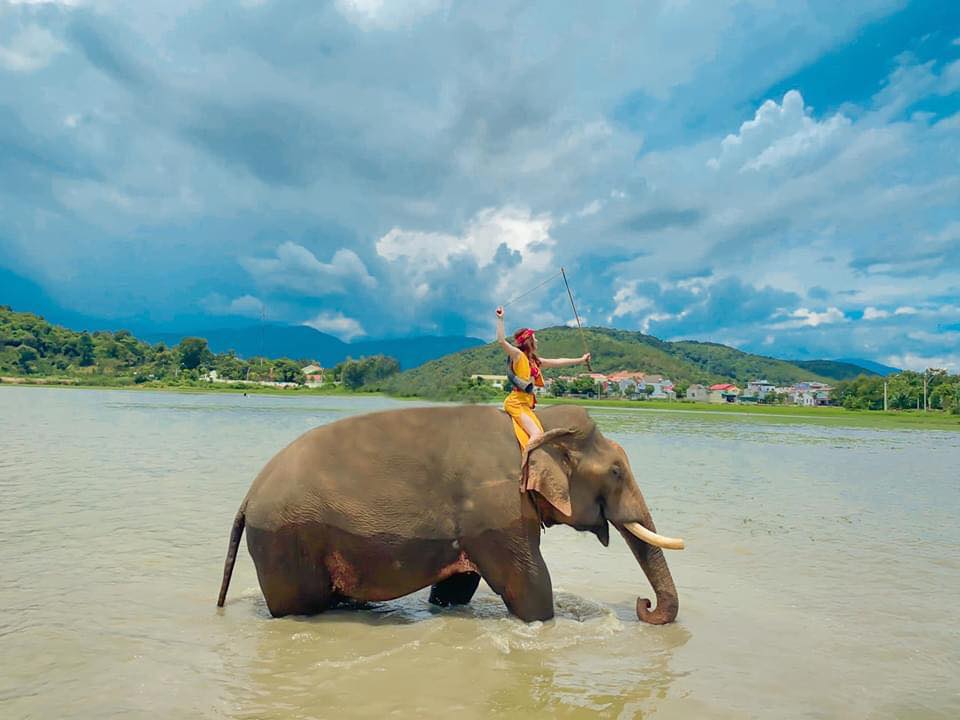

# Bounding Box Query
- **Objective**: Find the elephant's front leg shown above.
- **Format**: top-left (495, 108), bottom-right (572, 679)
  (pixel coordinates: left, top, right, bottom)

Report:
top-left (429, 572), bottom-right (481, 607)
top-left (466, 531), bottom-right (554, 622)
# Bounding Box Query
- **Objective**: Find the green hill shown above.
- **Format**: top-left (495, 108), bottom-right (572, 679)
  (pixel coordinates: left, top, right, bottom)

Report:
top-left (381, 326), bottom-right (835, 398)
top-left (790, 359), bottom-right (878, 381)
top-left (0, 306), bottom-right (336, 387)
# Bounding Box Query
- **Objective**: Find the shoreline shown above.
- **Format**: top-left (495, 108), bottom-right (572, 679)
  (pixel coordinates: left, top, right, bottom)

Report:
top-left (3, 379), bottom-right (959, 431)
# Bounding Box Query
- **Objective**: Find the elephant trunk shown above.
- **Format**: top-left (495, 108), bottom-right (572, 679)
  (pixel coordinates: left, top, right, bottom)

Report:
top-left (612, 484), bottom-right (679, 624)
top-left (617, 526), bottom-right (679, 624)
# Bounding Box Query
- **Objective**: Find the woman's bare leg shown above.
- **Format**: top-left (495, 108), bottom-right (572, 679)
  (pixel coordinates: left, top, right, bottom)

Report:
top-left (519, 412), bottom-right (543, 445)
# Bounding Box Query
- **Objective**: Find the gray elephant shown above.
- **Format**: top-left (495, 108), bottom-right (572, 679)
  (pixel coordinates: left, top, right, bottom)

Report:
top-left (217, 404), bottom-right (683, 623)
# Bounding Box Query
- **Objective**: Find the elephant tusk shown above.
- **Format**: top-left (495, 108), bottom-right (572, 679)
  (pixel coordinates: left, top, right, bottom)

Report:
top-left (624, 522), bottom-right (685, 550)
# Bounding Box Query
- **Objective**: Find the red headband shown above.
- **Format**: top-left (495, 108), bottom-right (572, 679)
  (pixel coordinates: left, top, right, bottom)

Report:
top-left (514, 328), bottom-right (535, 346)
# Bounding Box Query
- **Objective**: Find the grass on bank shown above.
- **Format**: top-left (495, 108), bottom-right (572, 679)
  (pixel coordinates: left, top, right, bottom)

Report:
top-left (537, 396), bottom-right (960, 430)
top-left (4, 375), bottom-right (959, 431)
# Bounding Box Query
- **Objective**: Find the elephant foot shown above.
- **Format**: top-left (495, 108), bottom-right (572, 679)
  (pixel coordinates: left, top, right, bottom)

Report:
top-left (429, 572), bottom-right (481, 607)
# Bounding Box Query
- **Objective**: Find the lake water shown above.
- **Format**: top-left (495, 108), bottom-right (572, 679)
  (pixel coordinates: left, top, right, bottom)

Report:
top-left (2, 387), bottom-right (958, 719)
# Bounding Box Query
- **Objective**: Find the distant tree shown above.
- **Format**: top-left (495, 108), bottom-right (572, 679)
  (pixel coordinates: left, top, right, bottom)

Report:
top-left (78, 333), bottom-right (95, 366)
top-left (214, 351), bottom-right (247, 381)
top-left (571, 376), bottom-right (597, 396)
top-left (341, 360), bottom-right (366, 390)
top-left (272, 359), bottom-right (303, 384)
top-left (177, 337), bottom-right (212, 370)
top-left (17, 345), bottom-right (38, 373)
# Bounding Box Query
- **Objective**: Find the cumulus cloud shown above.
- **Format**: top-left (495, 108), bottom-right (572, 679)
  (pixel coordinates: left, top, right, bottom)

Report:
top-left (334, 0), bottom-right (447, 29)
top-left (241, 243), bottom-right (377, 296)
top-left (884, 352), bottom-right (958, 372)
top-left (201, 293), bottom-right (264, 318)
top-left (862, 306), bottom-right (890, 320)
top-left (708, 90), bottom-right (851, 172)
top-left (1, 0), bottom-right (958, 366)
top-left (0, 24), bottom-right (64, 72)
top-left (377, 206), bottom-right (553, 273)
top-left (611, 275), bottom-right (799, 337)
top-left (774, 307), bottom-right (847, 328)
top-left (303, 311), bottom-right (365, 341)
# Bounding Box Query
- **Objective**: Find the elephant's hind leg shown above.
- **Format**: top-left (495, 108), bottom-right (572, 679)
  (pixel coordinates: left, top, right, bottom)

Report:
top-left (429, 572), bottom-right (481, 607)
top-left (249, 527), bottom-right (335, 617)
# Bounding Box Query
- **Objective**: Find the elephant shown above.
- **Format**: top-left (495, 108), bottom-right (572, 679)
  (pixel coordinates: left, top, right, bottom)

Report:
top-left (216, 404), bottom-right (683, 624)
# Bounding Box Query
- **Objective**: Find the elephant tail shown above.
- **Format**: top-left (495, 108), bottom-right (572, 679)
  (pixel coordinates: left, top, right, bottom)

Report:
top-left (216, 502), bottom-right (247, 608)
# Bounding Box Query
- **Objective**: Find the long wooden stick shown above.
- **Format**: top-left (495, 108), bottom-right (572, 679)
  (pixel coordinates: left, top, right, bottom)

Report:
top-left (501, 270), bottom-right (563, 308)
top-left (561, 267), bottom-right (592, 372)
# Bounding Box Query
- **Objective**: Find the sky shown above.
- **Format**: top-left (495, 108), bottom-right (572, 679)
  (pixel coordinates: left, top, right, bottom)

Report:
top-left (1, 0), bottom-right (959, 370)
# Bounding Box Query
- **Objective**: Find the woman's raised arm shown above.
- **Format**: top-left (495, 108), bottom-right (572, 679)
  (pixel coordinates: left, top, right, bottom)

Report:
top-left (539, 353), bottom-right (591, 369)
top-left (495, 307), bottom-right (521, 358)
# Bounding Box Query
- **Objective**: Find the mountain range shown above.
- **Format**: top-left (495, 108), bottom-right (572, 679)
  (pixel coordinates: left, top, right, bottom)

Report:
top-left (0, 264), bottom-right (898, 376)
top-left (381, 326), bottom-right (887, 398)
top-left (144, 325), bottom-right (484, 370)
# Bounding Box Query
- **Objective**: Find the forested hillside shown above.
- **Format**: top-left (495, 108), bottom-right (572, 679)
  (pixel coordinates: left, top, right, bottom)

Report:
top-left (0, 306), bottom-right (395, 387)
top-left (380, 326), bottom-right (837, 398)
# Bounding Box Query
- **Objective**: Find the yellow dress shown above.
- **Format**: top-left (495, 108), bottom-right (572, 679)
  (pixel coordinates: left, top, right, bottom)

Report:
top-left (502, 352), bottom-right (544, 448)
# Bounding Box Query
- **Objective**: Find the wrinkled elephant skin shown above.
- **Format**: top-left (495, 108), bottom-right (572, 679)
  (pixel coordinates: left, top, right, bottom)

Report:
top-left (217, 405), bottom-right (680, 624)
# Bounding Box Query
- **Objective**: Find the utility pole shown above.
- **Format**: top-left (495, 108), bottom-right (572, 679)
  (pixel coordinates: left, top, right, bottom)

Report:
top-left (883, 380), bottom-right (888, 411)
top-left (259, 306), bottom-right (266, 371)
top-left (923, 369), bottom-right (928, 412)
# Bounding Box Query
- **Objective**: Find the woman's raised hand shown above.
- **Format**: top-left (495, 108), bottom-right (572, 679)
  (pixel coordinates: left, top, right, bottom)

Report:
top-left (495, 306), bottom-right (504, 318)
top-left (582, 352), bottom-right (592, 365)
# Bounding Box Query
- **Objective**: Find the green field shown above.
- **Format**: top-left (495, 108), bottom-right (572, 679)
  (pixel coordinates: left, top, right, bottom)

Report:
top-left (536, 396), bottom-right (960, 430)
top-left (5, 378), bottom-right (959, 431)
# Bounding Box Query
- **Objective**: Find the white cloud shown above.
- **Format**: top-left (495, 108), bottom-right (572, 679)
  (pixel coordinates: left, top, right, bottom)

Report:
top-left (377, 205), bottom-right (554, 274)
top-left (0, 24), bottom-right (64, 72)
top-left (242, 242), bottom-right (377, 296)
top-left (227, 294), bottom-right (264, 317)
top-left (611, 282), bottom-right (652, 318)
top-left (862, 306), bottom-right (890, 320)
top-left (883, 352), bottom-right (958, 372)
top-left (200, 293), bottom-right (264, 318)
top-left (6, 0), bottom-right (82, 5)
top-left (576, 199), bottom-right (603, 218)
top-left (894, 306), bottom-right (918, 315)
top-left (639, 312), bottom-right (680, 334)
top-left (772, 306), bottom-right (846, 329)
top-left (334, 0), bottom-right (447, 29)
top-left (303, 311), bottom-right (365, 341)
top-left (708, 90), bottom-right (851, 172)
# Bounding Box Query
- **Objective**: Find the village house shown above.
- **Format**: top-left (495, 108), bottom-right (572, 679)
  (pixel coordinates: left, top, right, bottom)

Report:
top-left (708, 383), bottom-right (741, 403)
top-left (746, 380), bottom-right (776, 400)
top-left (607, 370), bottom-right (645, 395)
top-left (577, 372), bottom-right (611, 394)
top-left (788, 381), bottom-right (832, 406)
top-left (470, 374), bottom-right (507, 389)
top-left (301, 364), bottom-right (325, 386)
top-left (642, 374), bottom-right (677, 400)
top-left (685, 383), bottom-right (709, 402)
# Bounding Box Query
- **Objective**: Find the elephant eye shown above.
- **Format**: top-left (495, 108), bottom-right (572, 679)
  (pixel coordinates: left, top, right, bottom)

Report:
top-left (611, 464), bottom-right (622, 478)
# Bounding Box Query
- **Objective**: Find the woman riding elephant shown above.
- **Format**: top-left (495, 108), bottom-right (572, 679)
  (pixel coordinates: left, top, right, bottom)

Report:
top-left (495, 305), bottom-right (591, 448)
top-left (217, 404), bottom-right (683, 624)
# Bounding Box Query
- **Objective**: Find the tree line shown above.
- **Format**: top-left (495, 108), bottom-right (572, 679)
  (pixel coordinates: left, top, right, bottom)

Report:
top-left (0, 307), bottom-right (399, 389)
top-left (834, 370), bottom-right (960, 413)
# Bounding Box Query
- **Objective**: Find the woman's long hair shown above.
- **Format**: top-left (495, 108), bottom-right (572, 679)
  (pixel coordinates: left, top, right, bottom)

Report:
top-left (514, 330), bottom-right (541, 372)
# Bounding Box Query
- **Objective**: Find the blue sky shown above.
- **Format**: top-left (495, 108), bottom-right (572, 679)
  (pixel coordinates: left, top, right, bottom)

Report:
top-left (1, 0), bottom-right (959, 370)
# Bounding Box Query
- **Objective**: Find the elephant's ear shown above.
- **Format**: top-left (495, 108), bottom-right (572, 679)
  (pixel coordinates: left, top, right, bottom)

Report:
top-left (521, 427), bottom-right (578, 518)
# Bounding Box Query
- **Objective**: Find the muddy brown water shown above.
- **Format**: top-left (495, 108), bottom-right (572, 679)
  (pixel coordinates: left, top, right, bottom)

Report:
top-left (1, 387), bottom-right (958, 719)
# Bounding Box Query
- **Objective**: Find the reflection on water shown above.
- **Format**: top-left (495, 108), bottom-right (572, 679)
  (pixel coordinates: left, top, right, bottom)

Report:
top-left (1, 387), bottom-right (958, 720)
